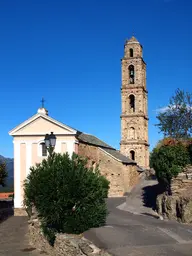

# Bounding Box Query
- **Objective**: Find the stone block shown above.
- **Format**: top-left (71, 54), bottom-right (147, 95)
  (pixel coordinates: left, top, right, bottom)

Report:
top-left (14, 208), bottom-right (28, 216)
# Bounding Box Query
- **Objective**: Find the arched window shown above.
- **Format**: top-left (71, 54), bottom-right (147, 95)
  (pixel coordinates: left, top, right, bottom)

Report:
top-left (129, 94), bottom-right (135, 112)
top-left (130, 48), bottom-right (133, 57)
top-left (130, 150), bottom-right (135, 161)
top-left (130, 127), bottom-right (136, 139)
top-left (129, 65), bottom-right (135, 84)
top-left (40, 142), bottom-right (47, 157)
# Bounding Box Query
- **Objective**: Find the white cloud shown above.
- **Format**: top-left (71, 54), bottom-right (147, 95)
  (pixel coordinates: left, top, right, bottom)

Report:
top-left (156, 106), bottom-right (169, 113)
top-left (155, 104), bottom-right (192, 113)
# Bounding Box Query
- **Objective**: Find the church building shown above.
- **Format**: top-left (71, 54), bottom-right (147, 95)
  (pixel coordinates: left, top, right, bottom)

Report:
top-left (9, 36), bottom-right (149, 216)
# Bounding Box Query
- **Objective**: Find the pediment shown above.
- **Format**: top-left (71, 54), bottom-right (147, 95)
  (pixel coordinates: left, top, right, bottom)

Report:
top-left (9, 114), bottom-right (77, 136)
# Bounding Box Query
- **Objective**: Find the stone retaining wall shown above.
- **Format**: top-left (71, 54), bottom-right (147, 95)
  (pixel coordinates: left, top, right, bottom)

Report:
top-left (28, 217), bottom-right (110, 256)
top-left (156, 193), bottom-right (192, 223)
top-left (156, 167), bottom-right (192, 223)
top-left (171, 178), bottom-right (192, 196)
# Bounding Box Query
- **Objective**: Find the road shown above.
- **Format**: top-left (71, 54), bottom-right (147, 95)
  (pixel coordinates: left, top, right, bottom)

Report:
top-left (84, 197), bottom-right (192, 256)
top-left (1, 196), bottom-right (192, 255)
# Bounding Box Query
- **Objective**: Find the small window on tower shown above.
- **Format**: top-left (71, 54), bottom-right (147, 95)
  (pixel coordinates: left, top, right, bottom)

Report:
top-left (129, 65), bottom-right (135, 84)
top-left (129, 94), bottom-right (135, 112)
top-left (130, 48), bottom-right (133, 57)
top-left (130, 150), bottom-right (135, 161)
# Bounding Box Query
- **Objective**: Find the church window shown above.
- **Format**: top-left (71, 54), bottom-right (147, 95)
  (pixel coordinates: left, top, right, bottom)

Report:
top-left (40, 142), bottom-right (47, 157)
top-left (129, 94), bottom-right (135, 112)
top-left (130, 127), bottom-right (136, 139)
top-left (130, 48), bottom-right (133, 57)
top-left (130, 150), bottom-right (135, 161)
top-left (129, 65), bottom-right (135, 84)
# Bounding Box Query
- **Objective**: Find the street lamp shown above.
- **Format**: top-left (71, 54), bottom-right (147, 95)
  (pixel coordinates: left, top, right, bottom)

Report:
top-left (44, 132), bottom-right (56, 156)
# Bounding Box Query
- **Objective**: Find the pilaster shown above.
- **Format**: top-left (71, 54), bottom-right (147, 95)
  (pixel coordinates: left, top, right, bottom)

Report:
top-left (13, 141), bottom-right (22, 208)
top-left (26, 142), bottom-right (32, 177)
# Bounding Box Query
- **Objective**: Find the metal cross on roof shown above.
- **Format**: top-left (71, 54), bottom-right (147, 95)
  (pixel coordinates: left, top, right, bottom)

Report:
top-left (41, 97), bottom-right (45, 108)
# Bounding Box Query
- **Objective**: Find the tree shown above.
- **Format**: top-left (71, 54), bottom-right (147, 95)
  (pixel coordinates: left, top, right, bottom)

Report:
top-left (0, 161), bottom-right (8, 187)
top-left (24, 152), bottom-right (109, 244)
top-left (156, 88), bottom-right (192, 139)
top-left (150, 143), bottom-right (190, 191)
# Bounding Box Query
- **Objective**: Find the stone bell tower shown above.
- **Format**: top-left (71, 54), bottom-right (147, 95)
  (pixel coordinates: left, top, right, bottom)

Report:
top-left (120, 36), bottom-right (149, 169)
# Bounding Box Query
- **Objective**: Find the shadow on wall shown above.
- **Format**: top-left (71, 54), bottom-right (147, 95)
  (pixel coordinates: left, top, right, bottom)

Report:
top-left (142, 183), bottom-right (165, 211)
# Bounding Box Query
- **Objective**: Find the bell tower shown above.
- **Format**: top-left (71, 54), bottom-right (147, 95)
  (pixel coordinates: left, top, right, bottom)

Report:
top-left (120, 36), bottom-right (149, 169)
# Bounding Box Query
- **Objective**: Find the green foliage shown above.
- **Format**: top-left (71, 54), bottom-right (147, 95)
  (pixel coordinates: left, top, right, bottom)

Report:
top-left (0, 186), bottom-right (13, 193)
top-left (8, 193), bottom-right (14, 199)
top-left (150, 143), bottom-right (190, 188)
top-left (156, 88), bottom-right (192, 139)
top-left (0, 161), bottom-right (8, 187)
top-left (41, 222), bottom-right (57, 246)
top-left (97, 170), bottom-right (110, 198)
top-left (187, 144), bottom-right (192, 164)
top-left (24, 153), bottom-right (109, 243)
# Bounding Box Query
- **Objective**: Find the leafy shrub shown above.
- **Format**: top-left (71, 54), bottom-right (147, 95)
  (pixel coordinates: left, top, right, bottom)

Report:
top-left (150, 143), bottom-right (190, 190)
top-left (0, 186), bottom-right (14, 193)
top-left (24, 153), bottom-right (109, 243)
top-left (187, 144), bottom-right (192, 164)
top-left (97, 172), bottom-right (110, 198)
top-left (0, 161), bottom-right (8, 187)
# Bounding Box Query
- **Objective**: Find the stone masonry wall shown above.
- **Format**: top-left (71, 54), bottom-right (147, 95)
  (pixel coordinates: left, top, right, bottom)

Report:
top-left (120, 140), bottom-right (148, 168)
top-left (156, 166), bottom-right (192, 223)
top-left (28, 212), bottom-right (110, 256)
top-left (78, 143), bottom-right (139, 196)
top-left (14, 208), bottom-right (28, 216)
top-left (121, 58), bottom-right (145, 89)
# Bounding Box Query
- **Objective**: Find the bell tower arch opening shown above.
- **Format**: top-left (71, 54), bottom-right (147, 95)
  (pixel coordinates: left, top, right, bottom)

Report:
top-left (130, 150), bottom-right (135, 161)
top-left (129, 65), bottom-right (135, 84)
top-left (129, 48), bottom-right (133, 57)
top-left (129, 94), bottom-right (135, 113)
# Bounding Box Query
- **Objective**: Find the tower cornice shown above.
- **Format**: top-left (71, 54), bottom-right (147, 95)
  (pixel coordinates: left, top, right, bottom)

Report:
top-left (121, 86), bottom-right (148, 93)
top-left (121, 57), bottom-right (146, 65)
top-left (120, 140), bottom-right (150, 147)
top-left (120, 114), bottom-right (149, 120)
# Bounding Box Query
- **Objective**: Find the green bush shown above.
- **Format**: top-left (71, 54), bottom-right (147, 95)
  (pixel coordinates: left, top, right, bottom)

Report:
top-left (97, 171), bottom-right (110, 198)
top-left (8, 194), bottom-right (14, 198)
top-left (187, 144), bottom-right (192, 164)
top-left (24, 153), bottom-right (109, 244)
top-left (150, 143), bottom-right (190, 190)
top-left (0, 161), bottom-right (8, 187)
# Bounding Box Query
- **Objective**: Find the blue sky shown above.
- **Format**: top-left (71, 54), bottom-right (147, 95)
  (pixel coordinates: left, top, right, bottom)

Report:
top-left (0, 0), bottom-right (191, 158)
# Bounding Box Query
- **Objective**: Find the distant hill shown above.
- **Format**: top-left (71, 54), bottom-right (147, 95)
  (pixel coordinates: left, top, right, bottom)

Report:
top-left (0, 155), bottom-right (14, 191)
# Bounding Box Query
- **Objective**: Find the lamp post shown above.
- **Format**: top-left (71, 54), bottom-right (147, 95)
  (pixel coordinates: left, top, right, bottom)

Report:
top-left (44, 132), bottom-right (56, 157)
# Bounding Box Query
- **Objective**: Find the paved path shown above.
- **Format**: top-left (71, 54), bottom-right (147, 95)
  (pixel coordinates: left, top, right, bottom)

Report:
top-left (0, 216), bottom-right (39, 255)
top-left (84, 198), bottom-right (192, 256)
top-left (117, 174), bottom-right (159, 217)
